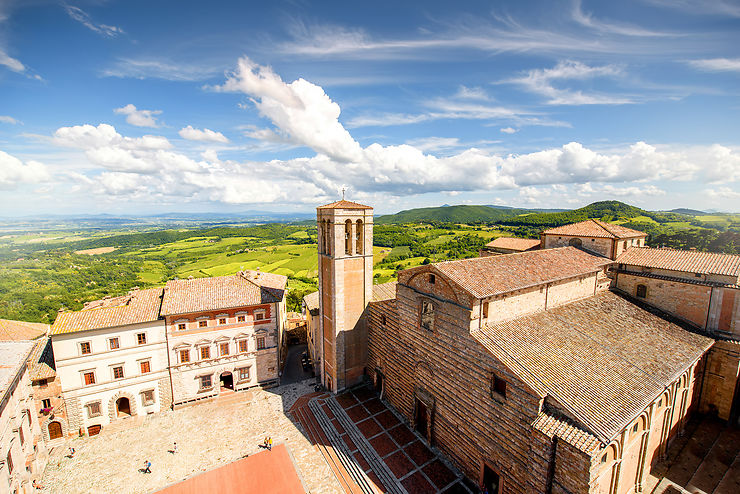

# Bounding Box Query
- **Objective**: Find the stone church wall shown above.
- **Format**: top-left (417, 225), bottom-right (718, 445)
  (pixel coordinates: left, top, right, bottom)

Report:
top-left (699, 340), bottom-right (740, 420)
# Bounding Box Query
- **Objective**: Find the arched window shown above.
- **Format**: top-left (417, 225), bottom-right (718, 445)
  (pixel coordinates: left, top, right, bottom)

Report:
top-left (636, 284), bottom-right (647, 298)
top-left (355, 219), bottom-right (363, 254)
top-left (345, 219), bottom-right (352, 255)
top-left (325, 221), bottom-right (332, 256)
top-left (569, 238), bottom-right (582, 247)
top-left (318, 220), bottom-right (324, 254)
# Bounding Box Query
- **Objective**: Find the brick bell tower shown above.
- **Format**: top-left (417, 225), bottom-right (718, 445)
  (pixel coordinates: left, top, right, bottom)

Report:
top-left (317, 198), bottom-right (374, 392)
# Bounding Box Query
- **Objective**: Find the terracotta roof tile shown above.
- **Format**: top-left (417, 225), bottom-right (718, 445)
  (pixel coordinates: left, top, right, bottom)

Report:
top-left (0, 318), bottom-right (48, 341)
top-left (616, 247), bottom-right (740, 278)
top-left (302, 291), bottom-right (319, 312)
top-left (0, 341), bottom-right (35, 400)
top-left (485, 237), bottom-right (541, 251)
top-left (542, 219), bottom-right (646, 239)
top-left (532, 411), bottom-right (602, 455)
top-left (425, 247), bottom-right (611, 300)
top-left (161, 270), bottom-right (287, 316)
top-left (472, 291), bottom-right (713, 442)
top-left (372, 281), bottom-right (397, 302)
top-left (28, 336), bottom-right (55, 381)
top-left (51, 288), bottom-right (164, 335)
top-left (317, 199), bottom-right (372, 210)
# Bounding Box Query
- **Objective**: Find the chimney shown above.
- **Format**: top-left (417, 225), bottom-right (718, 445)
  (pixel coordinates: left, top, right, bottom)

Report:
top-left (188, 275), bottom-right (194, 280)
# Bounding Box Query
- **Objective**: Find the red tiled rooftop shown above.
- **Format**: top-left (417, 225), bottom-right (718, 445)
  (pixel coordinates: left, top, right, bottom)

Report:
top-left (161, 270), bottom-right (286, 316)
top-left (413, 246), bottom-right (611, 300)
top-left (616, 247), bottom-right (740, 278)
top-left (52, 288), bottom-right (163, 335)
top-left (0, 318), bottom-right (48, 341)
top-left (156, 444), bottom-right (304, 494)
top-left (484, 237), bottom-right (541, 251)
top-left (317, 199), bottom-right (372, 210)
top-left (542, 219), bottom-right (646, 239)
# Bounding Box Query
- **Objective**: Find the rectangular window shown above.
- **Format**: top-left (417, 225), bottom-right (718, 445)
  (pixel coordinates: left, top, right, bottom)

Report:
top-left (26, 409), bottom-right (31, 426)
top-left (491, 373), bottom-right (506, 399)
top-left (80, 342), bottom-right (91, 355)
top-left (199, 375), bottom-right (212, 390)
top-left (83, 371), bottom-right (96, 385)
top-left (109, 337), bottom-right (120, 350)
top-left (179, 349), bottom-right (190, 363)
top-left (220, 342), bottom-right (229, 356)
top-left (7, 450), bottom-right (13, 473)
top-left (18, 427), bottom-right (24, 446)
top-left (237, 315), bottom-right (246, 322)
top-left (136, 333), bottom-right (147, 345)
top-left (420, 300), bottom-right (434, 331)
top-left (257, 337), bottom-right (266, 350)
top-left (141, 390), bottom-right (155, 406)
top-left (636, 284), bottom-right (647, 298)
top-left (219, 317), bottom-right (227, 325)
top-left (38, 378), bottom-right (47, 388)
top-left (42, 398), bottom-right (51, 409)
top-left (177, 322), bottom-right (187, 331)
top-left (140, 360), bottom-right (151, 374)
top-left (112, 366), bottom-right (124, 379)
top-left (199, 320), bottom-right (207, 328)
top-left (200, 346), bottom-right (211, 360)
top-left (238, 340), bottom-right (248, 353)
top-left (255, 312), bottom-right (266, 321)
top-left (482, 302), bottom-right (489, 319)
top-left (238, 367), bottom-right (250, 381)
top-left (87, 401), bottom-right (101, 418)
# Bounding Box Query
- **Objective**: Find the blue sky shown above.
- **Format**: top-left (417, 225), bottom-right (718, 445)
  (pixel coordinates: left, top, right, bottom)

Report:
top-left (0, 0), bottom-right (739, 216)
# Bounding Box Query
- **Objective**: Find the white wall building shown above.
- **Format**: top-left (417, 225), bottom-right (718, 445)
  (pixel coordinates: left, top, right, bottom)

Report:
top-left (1, 340), bottom-right (46, 494)
top-left (50, 288), bottom-right (170, 437)
top-left (161, 270), bottom-right (287, 406)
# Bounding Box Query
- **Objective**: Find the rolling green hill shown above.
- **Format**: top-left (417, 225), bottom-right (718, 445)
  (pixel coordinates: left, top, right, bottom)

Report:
top-left (376, 205), bottom-right (530, 224)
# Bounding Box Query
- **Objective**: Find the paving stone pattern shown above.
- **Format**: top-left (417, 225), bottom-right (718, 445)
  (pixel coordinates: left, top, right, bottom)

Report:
top-left (319, 386), bottom-right (475, 494)
top-left (39, 379), bottom-right (343, 494)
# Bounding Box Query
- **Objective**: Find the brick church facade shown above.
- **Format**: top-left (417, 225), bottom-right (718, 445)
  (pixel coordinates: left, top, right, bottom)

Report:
top-left (316, 203), bottom-right (740, 494)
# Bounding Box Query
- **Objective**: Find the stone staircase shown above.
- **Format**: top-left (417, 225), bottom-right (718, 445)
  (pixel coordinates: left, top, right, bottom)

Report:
top-left (652, 419), bottom-right (740, 494)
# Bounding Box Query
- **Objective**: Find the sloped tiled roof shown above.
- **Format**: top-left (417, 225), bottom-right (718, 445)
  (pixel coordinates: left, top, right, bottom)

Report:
top-left (302, 291), bottom-right (319, 312)
top-left (532, 411), bottom-right (602, 455)
top-left (616, 247), bottom-right (740, 278)
top-left (161, 270), bottom-right (287, 316)
top-left (428, 247), bottom-right (611, 300)
top-left (372, 281), bottom-right (397, 302)
top-left (542, 219), bottom-right (646, 239)
top-left (51, 288), bottom-right (164, 335)
top-left (0, 340), bottom-right (34, 400)
top-left (484, 237), bottom-right (541, 252)
top-left (472, 291), bottom-right (712, 442)
top-left (317, 199), bottom-right (372, 210)
top-left (28, 336), bottom-right (55, 381)
top-left (0, 318), bottom-right (48, 341)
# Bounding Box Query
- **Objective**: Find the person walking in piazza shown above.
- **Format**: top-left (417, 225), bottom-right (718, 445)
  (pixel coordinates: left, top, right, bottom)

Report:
top-left (268, 436), bottom-right (272, 451)
top-left (144, 459), bottom-right (152, 473)
top-left (173, 442), bottom-right (178, 454)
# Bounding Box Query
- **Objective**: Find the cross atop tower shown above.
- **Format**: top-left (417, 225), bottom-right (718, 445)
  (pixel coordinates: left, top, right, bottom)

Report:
top-left (341, 187), bottom-right (346, 200)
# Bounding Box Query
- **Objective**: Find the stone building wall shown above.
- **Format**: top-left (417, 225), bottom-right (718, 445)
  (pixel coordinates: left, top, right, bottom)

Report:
top-left (32, 376), bottom-right (69, 441)
top-left (367, 278), bottom-right (545, 493)
top-left (699, 340), bottom-right (740, 421)
top-left (613, 272), bottom-right (712, 328)
top-left (543, 235), bottom-right (615, 258)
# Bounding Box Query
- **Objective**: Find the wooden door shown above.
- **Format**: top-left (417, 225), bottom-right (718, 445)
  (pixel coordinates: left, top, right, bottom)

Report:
top-left (87, 425), bottom-right (101, 436)
top-left (415, 399), bottom-right (428, 437)
top-left (48, 421), bottom-right (62, 440)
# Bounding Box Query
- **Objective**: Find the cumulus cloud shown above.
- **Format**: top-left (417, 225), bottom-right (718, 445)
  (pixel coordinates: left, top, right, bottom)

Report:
top-left (46, 59), bottom-right (740, 208)
top-left (114, 104), bottom-right (162, 127)
top-left (0, 150), bottom-right (50, 188)
top-left (0, 49), bottom-right (24, 73)
top-left (64, 5), bottom-right (124, 37)
top-left (0, 115), bottom-right (18, 124)
top-left (503, 60), bottom-right (633, 105)
top-left (500, 127), bottom-right (517, 134)
top-left (178, 125), bottom-right (229, 143)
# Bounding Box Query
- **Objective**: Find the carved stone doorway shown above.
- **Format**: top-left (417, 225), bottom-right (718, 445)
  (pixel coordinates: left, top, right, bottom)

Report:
top-left (116, 397), bottom-right (131, 417)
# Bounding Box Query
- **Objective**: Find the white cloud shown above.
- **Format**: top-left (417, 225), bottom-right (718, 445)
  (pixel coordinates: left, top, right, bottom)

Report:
top-left (102, 58), bottom-right (224, 81)
top-left (114, 104), bottom-right (162, 128)
top-left (503, 60), bottom-right (632, 105)
top-left (0, 48), bottom-right (24, 73)
top-left (178, 125), bottom-right (229, 143)
top-left (703, 187), bottom-right (740, 200)
top-left (500, 127), bottom-right (517, 134)
top-left (688, 58), bottom-right (740, 72)
top-left (455, 86), bottom-right (489, 100)
top-left (0, 150), bottom-right (50, 188)
top-left (572, 0), bottom-right (672, 37)
top-left (64, 5), bottom-right (124, 38)
top-left (0, 115), bottom-right (18, 124)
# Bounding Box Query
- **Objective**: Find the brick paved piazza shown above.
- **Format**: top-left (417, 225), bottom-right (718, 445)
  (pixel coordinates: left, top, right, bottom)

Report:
top-left (39, 379), bottom-right (343, 494)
